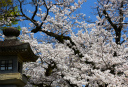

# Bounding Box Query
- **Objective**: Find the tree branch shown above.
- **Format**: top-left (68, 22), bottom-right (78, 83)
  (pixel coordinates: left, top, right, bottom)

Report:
top-left (31, 3), bottom-right (38, 20)
top-left (31, 0), bottom-right (51, 33)
top-left (41, 30), bottom-right (84, 57)
top-left (103, 10), bottom-right (118, 30)
top-left (19, 0), bottom-right (38, 26)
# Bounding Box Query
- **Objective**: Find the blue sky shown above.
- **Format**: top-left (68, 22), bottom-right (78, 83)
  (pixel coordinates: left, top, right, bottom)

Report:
top-left (81, 0), bottom-right (97, 22)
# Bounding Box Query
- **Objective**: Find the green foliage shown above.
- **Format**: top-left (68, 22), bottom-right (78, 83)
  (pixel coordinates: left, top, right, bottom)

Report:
top-left (0, 0), bottom-right (12, 7)
top-left (0, 0), bottom-right (21, 30)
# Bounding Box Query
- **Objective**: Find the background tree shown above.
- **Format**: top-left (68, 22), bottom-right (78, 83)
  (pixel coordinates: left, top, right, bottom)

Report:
top-left (0, 0), bottom-right (20, 30)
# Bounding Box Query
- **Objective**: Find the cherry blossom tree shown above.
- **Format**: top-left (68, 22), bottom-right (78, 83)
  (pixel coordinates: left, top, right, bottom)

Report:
top-left (17, 0), bottom-right (87, 86)
top-left (1, 0), bottom-right (128, 87)
top-left (21, 24), bottom-right (128, 87)
top-left (19, 0), bottom-right (128, 87)
top-left (95, 0), bottom-right (128, 45)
